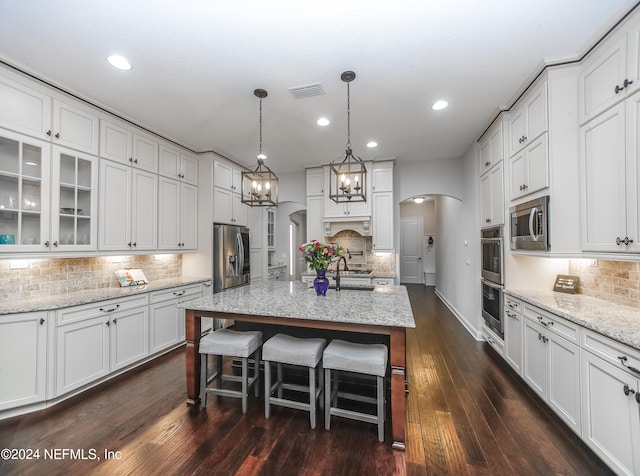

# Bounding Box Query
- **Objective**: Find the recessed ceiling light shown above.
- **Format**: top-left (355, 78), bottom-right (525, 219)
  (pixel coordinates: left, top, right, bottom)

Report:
top-left (317, 117), bottom-right (330, 126)
top-left (366, 141), bottom-right (378, 148)
top-left (413, 197), bottom-right (425, 204)
top-left (107, 54), bottom-right (132, 71)
top-left (432, 100), bottom-right (448, 111)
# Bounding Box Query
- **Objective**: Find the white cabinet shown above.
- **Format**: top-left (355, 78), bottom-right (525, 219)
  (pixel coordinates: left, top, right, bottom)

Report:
top-left (149, 284), bottom-right (202, 354)
top-left (0, 74), bottom-right (51, 140)
top-left (508, 82), bottom-right (548, 157)
top-left (99, 118), bottom-right (159, 173)
top-left (580, 95), bottom-right (640, 253)
top-left (306, 168), bottom-right (324, 240)
top-left (372, 276), bottom-right (395, 285)
top-left (158, 177), bottom-right (197, 250)
top-left (508, 135), bottom-right (548, 200)
top-left (306, 167), bottom-right (325, 196)
top-left (372, 191), bottom-right (394, 251)
top-left (580, 329), bottom-right (640, 475)
top-left (267, 265), bottom-right (287, 281)
top-left (267, 207), bottom-right (275, 249)
top-left (159, 145), bottom-right (198, 185)
top-left (323, 166), bottom-right (372, 218)
top-left (480, 161), bottom-right (504, 227)
top-left (55, 295), bottom-right (149, 396)
top-left (99, 159), bottom-right (158, 251)
top-left (522, 305), bottom-right (581, 435)
top-left (0, 312), bottom-right (47, 411)
top-left (52, 99), bottom-right (99, 155)
top-left (579, 22), bottom-right (640, 124)
top-left (482, 324), bottom-right (505, 357)
top-left (213, 158), bottom-right (247, 226)
top-left (479, 121), bottom-right (504, 176)
top-left (371, 161), bottom-right (394, 192)
top-left (504, 298), bottom-right (523, 374)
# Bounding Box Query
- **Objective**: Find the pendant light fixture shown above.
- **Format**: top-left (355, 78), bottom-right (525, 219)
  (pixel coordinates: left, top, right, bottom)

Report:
top-left (329, 71), bottom-right (367, 203)
top-left (241, 89), bottom-right (279, 207)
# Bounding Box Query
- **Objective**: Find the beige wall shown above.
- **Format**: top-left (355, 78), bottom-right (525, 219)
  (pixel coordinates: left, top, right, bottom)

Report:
top-left (400, 199), bottom-right (437, 235)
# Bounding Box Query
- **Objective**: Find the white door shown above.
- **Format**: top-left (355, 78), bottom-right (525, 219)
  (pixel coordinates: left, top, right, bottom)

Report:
top-left (400, 217), bottom-right (423, 284)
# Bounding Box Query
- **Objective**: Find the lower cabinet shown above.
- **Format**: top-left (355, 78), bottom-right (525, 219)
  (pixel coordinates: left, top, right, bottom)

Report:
top-left (149, 284), bottom-right (202, 354)
top-left (0, 312), bottom-right (47, 411)
top-left (504, 300), bottom-right (523, 374)
top-left (55, 295), bottom-right (149, 396)
top-left (580, 329), bottom-right (640, 476)
top-left (522, 307), bottom-right (581, 435)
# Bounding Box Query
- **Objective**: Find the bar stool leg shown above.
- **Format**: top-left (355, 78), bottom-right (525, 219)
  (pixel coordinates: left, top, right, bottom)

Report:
top-left (276, 363), bottom-right (283, 399)
top-left (200, 354), bottom-right (207, 408)
top-left (318, 362), bottom-right (324, 410)
top-left (216, 355), bottom-right (223, 390)
top-left (264, 359), bottom-right (271, 419)
top-left (377, 375), bottom-right (384, 442)
top-left (324, 368), bottom-right (331, 430)
top-left (254, 349), bottom-right (261, 397)
top-left (241, 357), bottom-right (248, 414)
top-left (309, 366), bottom-right (317, 429)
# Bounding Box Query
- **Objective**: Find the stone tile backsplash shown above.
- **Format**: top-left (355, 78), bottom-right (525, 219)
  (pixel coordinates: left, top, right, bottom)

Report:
top-left (326, 230), bottom-right (396, 274)
top-left (0, 255), bottom-right (182, 303)
top-left (568, 259), bottom-right (640, 308)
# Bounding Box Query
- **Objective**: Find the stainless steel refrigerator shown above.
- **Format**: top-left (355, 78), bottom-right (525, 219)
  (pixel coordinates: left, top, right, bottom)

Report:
top-left (213, 223), bottom-right (251, 293)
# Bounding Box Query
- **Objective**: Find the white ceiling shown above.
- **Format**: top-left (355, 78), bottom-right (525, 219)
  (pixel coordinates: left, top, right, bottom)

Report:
top-left (0, 1), bottom-right (637, 174)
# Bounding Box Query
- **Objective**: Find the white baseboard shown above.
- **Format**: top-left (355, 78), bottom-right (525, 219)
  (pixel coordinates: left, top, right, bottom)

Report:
top-left (434, 288), bottom-right (483, 341)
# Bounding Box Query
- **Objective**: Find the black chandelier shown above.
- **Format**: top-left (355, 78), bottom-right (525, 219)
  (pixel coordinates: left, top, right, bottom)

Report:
top-left (241, 89), bottom-right (279, 207)
top-left (329, 71), bottom-right (367, 203)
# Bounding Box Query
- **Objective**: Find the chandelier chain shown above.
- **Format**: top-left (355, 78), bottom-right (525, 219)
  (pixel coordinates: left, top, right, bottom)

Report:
top-left (259, 97), bottom-right (263, 156)
top-left (346, 81), bottom-right (351, 149)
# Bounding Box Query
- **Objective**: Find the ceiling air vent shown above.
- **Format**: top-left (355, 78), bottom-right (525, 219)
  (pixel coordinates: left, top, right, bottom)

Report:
top-left (288, 82), bottom-right (325, 99)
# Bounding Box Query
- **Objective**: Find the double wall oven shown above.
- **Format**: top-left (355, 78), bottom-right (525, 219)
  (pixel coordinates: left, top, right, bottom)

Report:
top-left (481, 226), bottom-right (504, 338)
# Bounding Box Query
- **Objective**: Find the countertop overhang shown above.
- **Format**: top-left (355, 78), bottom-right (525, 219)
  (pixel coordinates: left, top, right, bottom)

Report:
top-left (180, 281), bottom-right (415, 329)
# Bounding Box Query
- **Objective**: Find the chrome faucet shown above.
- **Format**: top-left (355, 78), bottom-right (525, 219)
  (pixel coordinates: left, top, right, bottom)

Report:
top-left (334, 256), bottom-right (349, 291)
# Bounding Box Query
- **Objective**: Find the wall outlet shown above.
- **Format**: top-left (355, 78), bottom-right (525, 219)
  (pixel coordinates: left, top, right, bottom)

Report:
top-left (588, 259), bottom-right (598, 267)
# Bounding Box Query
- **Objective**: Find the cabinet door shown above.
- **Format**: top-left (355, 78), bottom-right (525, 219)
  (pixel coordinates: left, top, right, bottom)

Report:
top-left (479, 137), bottom-right (491, 176)
top-left (580, 102), bottom-right (627, 252)
top-left (158, 176), bottom-right (180, 250)
top-left (0, 312), bottom-right (47, 410)
top-left (372, 192), bottom-right (393, 251)
top-left (547, 333), bottom-right (581, 435)
top-left (524, 135), bottom-right (549, 195)
top-left (306, 168), bottom-right (324, 195)
top-left (625, 92), bottom-right (640, 252)
top-left (579, 35), bottom-right (628, 124)
top-left (522, 318), bottom-right (547, 399)
top-left (213, 186), bottom-right (233, 224)
top-left (181, 154), bottom-right (198, 185)
top-left (489, 162), bottom-right (504, 226)
top-left (131, 169), bottom-right (157, 250)
top-left (508, 107), bottom-right (526, 157)
top-left (346, 197), bottom-right (370, 216)
top-left (99, 119), bottom-right (131, 164)
top-left (132, 133), bottom-right (158, 172)
top-left (509, 149), bottom-right (527, 199)
top-left (214, 158), bottom-right (234, 189)
top-left (232, 191), bottom-right (247, 226)
top-left (371, 162), bottom-right (393, 192)
top-left (110, 307), bottom-right (149, 371)
top-left (525, 83), bottom-right (548, 143)
top-left (0, 130), bottom-right (51, 252)
top-left (581, 350), bottom-right (640, 476)
top-left (159, 145), bottom-right (180, 179)
top-left (323, 196), bottom-right (346, 217)
top-left (489, 123), bottom-right (504, 168)
top-left (99, 159), bottom-right (131, 251)
top-left (232, 167), bottom-right (242, 192)
top-left (0, 75), bottom-right (51, 139)
top-left (504, 308), bottom-right (523, 374)
top-left (181, 183), bottom-right (198, 249)
top-left (480, 172), bottom-right (492, 226)
top-left (56, 315), bottom-right (110, 396)
top-left (149, 299), bottom-right (181, 354)
top-left (51, 146), bottom-right (98, 251)
top-left (52, 99), bottom-right (99, 155)
top-left (307, 195), bottom-right (323, 241)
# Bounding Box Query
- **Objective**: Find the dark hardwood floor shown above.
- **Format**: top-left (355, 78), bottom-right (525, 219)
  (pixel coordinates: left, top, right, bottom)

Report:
top-left (0, 285), bottom-right (613, 475)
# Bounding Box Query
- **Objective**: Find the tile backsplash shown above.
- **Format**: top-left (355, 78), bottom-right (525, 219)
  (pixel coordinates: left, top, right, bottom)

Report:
top-left (0, 255), bottom-right (182, 303)
top-left (326, 230), bottom-right (395, 274)
top-left (568, 259), bottom-right (640, 308)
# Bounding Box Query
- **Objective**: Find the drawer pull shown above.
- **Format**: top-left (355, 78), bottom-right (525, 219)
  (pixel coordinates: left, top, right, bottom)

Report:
top-left (623, 384), bottom-right (636, 396)
top-left (536, 316), bottom-right (553, 327)
top-left (100, 304), bottom-right (120, 313)
top-left (173, 290), bottom-right (186, 296)
top-left (618, 356), bottom-right (640, 375)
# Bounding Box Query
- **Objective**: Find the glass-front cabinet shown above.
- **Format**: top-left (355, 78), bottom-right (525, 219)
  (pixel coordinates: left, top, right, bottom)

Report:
top-left (0, 129), bottom-right (50, 252)
top-left (51, 146), bottom-right (97, 251)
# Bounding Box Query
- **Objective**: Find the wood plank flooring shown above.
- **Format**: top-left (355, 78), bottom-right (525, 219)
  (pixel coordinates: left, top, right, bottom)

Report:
top-left (0, 285), bottom-right (613, 475)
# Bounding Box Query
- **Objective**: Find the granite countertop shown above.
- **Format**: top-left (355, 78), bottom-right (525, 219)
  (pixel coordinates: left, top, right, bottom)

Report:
top-left (506, 289), bottom-right (640, 351)
top-left (0, 276), bottom-right (211, 315)
top-left (179, 281), bottom-right (415, 329)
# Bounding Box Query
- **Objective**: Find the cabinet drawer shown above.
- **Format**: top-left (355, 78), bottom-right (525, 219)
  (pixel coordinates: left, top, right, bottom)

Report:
top-left (372, 277), bottom-right (394, 285)
top-left (504, 296), bottom-right (523, 312)
top-left (582, 328), bottom-right (640, 378)
top-left (149, 284), bottom-right (202, 304)
top-left (483, 325), bottom-right (504, 356)
top-left (56, 294), bottom-right (149, 326)
top-left (523, 304), bottom-right (579, 344)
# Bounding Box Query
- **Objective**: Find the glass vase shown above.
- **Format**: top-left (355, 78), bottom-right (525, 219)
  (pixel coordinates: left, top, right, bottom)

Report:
top-left (314, 269), bottom-right (329, 296)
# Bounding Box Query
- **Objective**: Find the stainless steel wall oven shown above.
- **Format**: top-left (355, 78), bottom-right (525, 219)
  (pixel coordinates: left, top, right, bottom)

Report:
top-left (481, 226), bottom-right (504, 337)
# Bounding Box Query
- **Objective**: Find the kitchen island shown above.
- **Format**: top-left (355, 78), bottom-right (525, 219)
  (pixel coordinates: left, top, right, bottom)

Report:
top-left (181, 280), bottom-right (415, 450)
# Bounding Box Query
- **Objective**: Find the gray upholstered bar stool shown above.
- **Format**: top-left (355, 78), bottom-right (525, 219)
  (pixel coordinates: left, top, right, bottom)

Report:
top-left (323, 339), bottom-right (388, 442)
top-left (263, 333), bottom-right (326, 429)
top-left (199, 328), bottom-right (262, 414)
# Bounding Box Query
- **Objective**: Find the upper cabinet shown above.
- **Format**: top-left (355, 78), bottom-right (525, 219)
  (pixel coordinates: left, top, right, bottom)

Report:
top-left (478, 120), bottom-right (505, 177)
top-left (508, 82), bottom-right (548, 158)
top-left (159, 144), bottom-right (198, 185)
top-left (52, 99), bottom-right (99, 155)
top-left (323, 165), bottom-right (372, 218)
top-left (579, 19), bottom-right (640, 124)
top-left (479, 120), bottom-right (505, 228)
top-left (0, 74), bottom-right (51, 140)
top-left (99, 118), bottom-right (159, 173)
top-left (213, 157), bottom-right (247, 226)
top-left (306, 168), bottom-right (324, 241)
top-left (371, 161), bottom-right (394, 251)
top-left (508, 135), bottom-right (548, 200)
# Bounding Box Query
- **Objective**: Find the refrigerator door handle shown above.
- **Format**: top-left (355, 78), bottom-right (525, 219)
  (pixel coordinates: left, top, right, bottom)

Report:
top-left (236, 231), bottom-right (243, 277)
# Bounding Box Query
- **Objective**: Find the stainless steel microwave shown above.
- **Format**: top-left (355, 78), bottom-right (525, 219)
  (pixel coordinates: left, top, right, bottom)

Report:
top-left (509, 196), bottom-right (549, 251)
